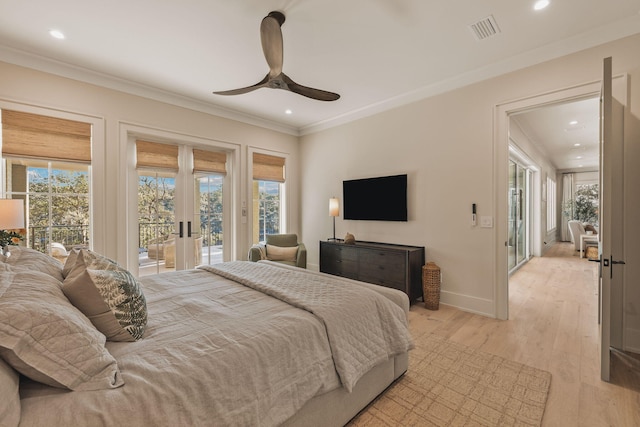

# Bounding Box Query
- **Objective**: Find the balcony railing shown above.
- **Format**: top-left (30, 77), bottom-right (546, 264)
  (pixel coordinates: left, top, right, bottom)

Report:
top-left (29, 225), bottom-right (89, 252)
top-left (27, 222), bottom-right (223, 253)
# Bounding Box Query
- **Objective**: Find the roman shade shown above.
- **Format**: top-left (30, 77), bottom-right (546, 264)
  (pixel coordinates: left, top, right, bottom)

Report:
top-left (1, 110), bottom-right (91, 163)
top-left (136, 140), bottom-right (179, 171)
top-left (193, 149), bottom-right (226, 175)
top-left (253, 153), bottom-right (285, 183)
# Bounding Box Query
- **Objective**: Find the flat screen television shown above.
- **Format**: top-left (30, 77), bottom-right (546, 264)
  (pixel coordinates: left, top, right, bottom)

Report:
top-left (343, 174), bottom-right (407, 221)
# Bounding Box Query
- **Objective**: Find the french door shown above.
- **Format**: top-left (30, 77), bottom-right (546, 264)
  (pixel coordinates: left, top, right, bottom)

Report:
top-left (137, 144), bottom-right (228, 276)
top-left (508, 159), bottom-right (531, 272)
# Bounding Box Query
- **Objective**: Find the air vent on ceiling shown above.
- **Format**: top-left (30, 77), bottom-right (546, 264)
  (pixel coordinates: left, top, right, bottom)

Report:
top-left (469, 15), bottom-right (501, 41)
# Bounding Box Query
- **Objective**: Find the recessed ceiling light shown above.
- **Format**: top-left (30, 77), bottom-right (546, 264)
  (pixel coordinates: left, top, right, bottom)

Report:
top-left (569, 120), bottom-right (578, 125)
top-left (534, 0), bottom-right (550, 11)
top-left (285, 109), bottom-right (292, 115)
top-left (574, 143), bottom-right (581, 147)
top-left (49, 29), bottom-right (65, 40)
top-left (578, 165), bottom-right (584, 168)
top-left (576, 156), bottom-right (583, 159)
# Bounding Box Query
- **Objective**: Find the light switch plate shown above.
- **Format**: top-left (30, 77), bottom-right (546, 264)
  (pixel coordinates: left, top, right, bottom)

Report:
top-left (480, 216), bottom-right (493, 228)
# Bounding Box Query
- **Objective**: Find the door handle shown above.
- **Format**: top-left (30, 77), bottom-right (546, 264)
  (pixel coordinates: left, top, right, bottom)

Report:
top-left (179, 221), bottom-right (184, 238)
top-left (601, 255), bottom-right (625, 279)
top-left (187, 221), bottom-right (192, 238)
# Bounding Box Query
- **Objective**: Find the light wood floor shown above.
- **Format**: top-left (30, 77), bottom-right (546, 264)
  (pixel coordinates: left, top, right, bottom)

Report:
top-left (408, 243), bottom-right (640, 426)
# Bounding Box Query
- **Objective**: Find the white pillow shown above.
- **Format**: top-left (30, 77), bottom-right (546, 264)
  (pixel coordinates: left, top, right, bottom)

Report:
top-left (266, 244), bottom-right (298, 262)
top-left (2, 246), bottom-right (63, 282)
top-left (0, 268), bottom-right (123, 391)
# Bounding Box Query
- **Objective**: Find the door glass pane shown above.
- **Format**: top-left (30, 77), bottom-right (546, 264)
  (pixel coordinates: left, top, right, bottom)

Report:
top-left (196, 174), bottom-right (223, 266)
top-left (508, 161), bottom-right (517, 270)
top-left (138, 173), bottom-right (176, 276)
top-left (517, 165), bottom-right (527, 264)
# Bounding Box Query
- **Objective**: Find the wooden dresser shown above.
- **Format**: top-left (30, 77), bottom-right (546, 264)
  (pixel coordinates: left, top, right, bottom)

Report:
top-left (319, 240), bottom-right (425, 302)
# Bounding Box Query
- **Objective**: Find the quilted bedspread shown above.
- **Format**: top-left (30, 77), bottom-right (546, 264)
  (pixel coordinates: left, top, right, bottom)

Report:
top-left (18, 262), bottom-right (412, 426)
top-left (201, 261), bottom-right (414, 392)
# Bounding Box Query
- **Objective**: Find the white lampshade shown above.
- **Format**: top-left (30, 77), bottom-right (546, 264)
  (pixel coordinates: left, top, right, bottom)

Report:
top-left (329, 197), bottom-right (339, 217)
top-left (0, 199), bottom-right (25, 229)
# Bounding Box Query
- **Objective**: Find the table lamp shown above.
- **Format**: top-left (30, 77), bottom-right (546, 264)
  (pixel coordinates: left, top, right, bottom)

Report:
top-left (329, 197), bottom-right (339, 241)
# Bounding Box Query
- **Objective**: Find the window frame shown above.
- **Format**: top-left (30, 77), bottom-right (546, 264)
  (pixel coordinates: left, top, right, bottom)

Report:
top-left (546, 176), bottom-right (557, 232)
top-left (248, 147), bottom-right (289, 245)
top-left (0, 103), bottom-right (105, 254)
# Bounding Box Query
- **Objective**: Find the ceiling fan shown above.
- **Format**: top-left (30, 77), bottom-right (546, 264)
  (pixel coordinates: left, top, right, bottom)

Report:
top-left (213, 11), bottom-right (340, 101)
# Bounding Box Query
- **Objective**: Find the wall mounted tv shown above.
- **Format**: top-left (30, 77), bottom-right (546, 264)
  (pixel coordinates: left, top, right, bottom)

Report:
top-left (343, 174), bottom-right (408, 221)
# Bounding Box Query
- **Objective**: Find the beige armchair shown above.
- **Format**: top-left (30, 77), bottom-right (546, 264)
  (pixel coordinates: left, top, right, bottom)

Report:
top-left (164, 236), bottom-right (203, 268)
top-left (248, 233), bottom-right (306, 268)
top-left (147, 236), bottom-right (168, 260)
top-left (568, 220), bottom-right (598, 256)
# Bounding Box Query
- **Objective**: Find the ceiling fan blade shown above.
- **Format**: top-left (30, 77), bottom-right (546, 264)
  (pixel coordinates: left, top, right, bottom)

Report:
top-left (281, 73), bottom-right (340, 101)
top-left (213, 74), bottom-right (269, 96)
top-left (260, 12), bottom-right (284, 76)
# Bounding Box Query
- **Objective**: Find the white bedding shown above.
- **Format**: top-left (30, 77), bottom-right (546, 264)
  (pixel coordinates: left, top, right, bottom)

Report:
top-left (203, 261), bottom-right (413, 392)
top-left (17, 262), bottom-right (411, 427)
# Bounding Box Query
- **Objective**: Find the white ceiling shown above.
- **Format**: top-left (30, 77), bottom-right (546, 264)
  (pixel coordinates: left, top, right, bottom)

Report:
top-left (511, 97), bottom-right (600, 171)
top-left (0, 0), bottom-right (639, 136)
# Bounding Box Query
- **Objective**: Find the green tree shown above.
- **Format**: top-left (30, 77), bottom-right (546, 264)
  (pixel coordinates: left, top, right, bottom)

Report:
top-left (137, 175), bottom-right (175, 248)
top-left (26, 167), bottom-right (90, 249)
top-left (563, 184), bottom-right (599, 226)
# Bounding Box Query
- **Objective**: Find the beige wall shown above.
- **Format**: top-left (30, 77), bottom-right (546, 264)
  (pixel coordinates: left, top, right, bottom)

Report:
top-left (300, 33), bottom-right (640, 323)
top-left (0, 61), bottom-right (300, 264)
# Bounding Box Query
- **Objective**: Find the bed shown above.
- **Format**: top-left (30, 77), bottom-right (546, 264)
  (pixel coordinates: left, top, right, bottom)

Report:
top-left (0, 247), bottom-right (412, 427)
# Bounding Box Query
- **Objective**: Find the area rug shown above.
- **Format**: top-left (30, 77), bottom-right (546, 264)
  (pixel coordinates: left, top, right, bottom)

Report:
top-left (349, 333), bottom-right (551, 426)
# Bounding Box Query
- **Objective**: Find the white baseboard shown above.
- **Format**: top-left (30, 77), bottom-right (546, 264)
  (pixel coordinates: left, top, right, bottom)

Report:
top-left (440, 290), bottom-right (494, 318)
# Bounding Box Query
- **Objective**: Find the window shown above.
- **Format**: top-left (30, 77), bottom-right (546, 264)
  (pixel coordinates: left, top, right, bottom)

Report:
top-left (1, 109), bottom-right (92, 256)
top-left (546, 177), bottom-right (557, 231)
top-left (573, 183), bottom-right (599, 226)
top-left (253, 180), bottom-right (282, 242)
top-left (252, 152), bottom-right (286, 244)
top-left (3, 158), bottom-right (90, 253)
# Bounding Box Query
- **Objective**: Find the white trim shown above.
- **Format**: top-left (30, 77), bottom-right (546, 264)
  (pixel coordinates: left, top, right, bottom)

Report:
top-left (0, 99), bottom-right (107, 255)
top-left (494, 80), bottom-right (602, 320)
top-left (118, 122), bottom-right (241, 272)
top-left (0, 45), bottom-right (299, 137)
top-left (440, 291), bottom-right (494, 318)
top-left (247, 146), bottom-right (291, 249)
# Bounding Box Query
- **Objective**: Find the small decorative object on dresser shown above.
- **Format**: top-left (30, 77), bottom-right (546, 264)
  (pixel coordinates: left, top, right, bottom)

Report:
top-left (344, 232), bottom-right (355, 244)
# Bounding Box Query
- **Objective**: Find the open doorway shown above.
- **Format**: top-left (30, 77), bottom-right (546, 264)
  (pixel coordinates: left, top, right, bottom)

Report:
top-left (509, 96), bottom-right (600, 261)
top-left (494, 81), bottom-right (601, 320)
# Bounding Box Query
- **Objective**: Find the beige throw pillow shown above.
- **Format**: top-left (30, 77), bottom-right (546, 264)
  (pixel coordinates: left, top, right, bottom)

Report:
top-left (63, 250), bottom-right (147, 342)
top-left (0, 269), bottom-right (123, 391)
top-left (266, 244), bottom-right (298, 262)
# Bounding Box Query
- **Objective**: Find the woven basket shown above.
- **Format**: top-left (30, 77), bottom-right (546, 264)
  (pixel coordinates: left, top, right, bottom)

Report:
top-left (585, 246), bottom-right (599, 260)
top-left (422, 262), bottom-right (441, 310)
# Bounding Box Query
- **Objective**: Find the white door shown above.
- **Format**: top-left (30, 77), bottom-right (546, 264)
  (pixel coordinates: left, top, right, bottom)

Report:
top-left (137, 145), bottom-right (228, 275)
top-left (598, 56), bottom-right (625, 382)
